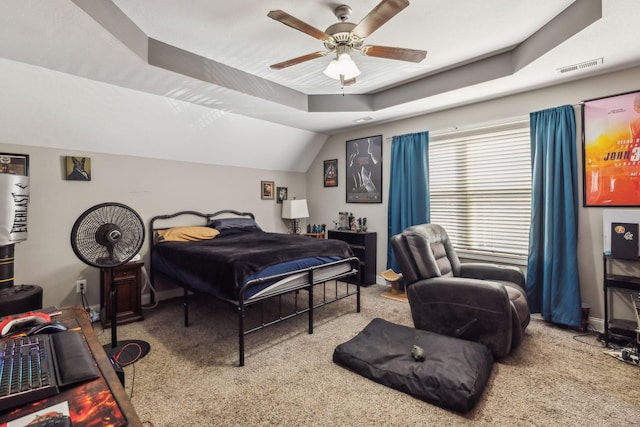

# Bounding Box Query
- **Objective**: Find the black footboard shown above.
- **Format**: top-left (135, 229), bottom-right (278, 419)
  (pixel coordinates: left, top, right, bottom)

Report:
top-left (178, 257), bottom-right (360, 366)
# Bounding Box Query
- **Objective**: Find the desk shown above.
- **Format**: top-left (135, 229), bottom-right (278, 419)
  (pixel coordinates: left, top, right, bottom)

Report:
top-left (0, 306), bottom-right (142, 426)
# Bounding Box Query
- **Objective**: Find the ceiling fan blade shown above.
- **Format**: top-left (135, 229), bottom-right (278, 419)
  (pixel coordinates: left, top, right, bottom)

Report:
top-left (270, 51), bottom-right (329, 70)
top-left (267, 10), bottom-right (332, 42)
top-left (361, 45), bottom-right (427, 63)
top-left (352, 0), bottom-right (410, 39)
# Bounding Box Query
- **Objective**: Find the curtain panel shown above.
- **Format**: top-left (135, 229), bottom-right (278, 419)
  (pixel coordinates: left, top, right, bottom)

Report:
top-left (387, 131), bottom-right (430, 272)
top-left (527, 105), bottom-right (582, 327)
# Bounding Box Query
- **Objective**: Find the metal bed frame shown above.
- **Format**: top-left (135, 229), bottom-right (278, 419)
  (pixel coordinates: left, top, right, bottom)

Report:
top-left (148, 210), bottom-right (360, 366)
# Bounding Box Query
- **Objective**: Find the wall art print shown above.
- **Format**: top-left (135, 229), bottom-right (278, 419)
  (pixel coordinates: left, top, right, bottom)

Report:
top-left (65, 156), bottom-right (91, 181)
top-left (0, 153), bottom-right (29, 176)
top-left (277, 186), bottom-right (288, 203)
top-left (583, 90), bottom-right (640, 206)
top-left (261, 180), bottom-right (274, 200)
top-left (323, 159), bottom-right (338, 187)
top-left (346, 135), bottom-right (382, 203)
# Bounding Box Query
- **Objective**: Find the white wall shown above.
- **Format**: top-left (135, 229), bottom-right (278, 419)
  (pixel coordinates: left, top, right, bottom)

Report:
top-left (306, 65), bottom-right (640, 322)
top-left (0, 142), bottom-right (306, 309)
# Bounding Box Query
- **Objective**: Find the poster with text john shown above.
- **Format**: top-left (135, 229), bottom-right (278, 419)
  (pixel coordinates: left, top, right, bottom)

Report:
top-left (583, 90), bottom-right (640, 206)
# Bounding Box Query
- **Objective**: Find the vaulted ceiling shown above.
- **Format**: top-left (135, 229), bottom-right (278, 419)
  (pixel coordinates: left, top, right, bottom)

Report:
top-left (1, 1), bottom-right (639, 171)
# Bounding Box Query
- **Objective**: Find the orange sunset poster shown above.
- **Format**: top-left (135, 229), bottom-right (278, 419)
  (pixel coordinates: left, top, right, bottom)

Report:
top-left (583, 90), bottom-right (640, 206)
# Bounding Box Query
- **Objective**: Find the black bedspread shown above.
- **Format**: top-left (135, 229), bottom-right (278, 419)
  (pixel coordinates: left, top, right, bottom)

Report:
top-left (152, 232), bottom-right (353, 299)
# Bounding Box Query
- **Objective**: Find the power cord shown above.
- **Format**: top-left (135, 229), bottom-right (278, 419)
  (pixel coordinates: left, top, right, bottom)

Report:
top-left (112, 342), bottom-right (142, 401)
top-left (113, 341), bottom-right (144, 367)
top-left (80, 282), bottom-right (89, 311)
top-left (572, 329), bottom-right (602, 347)
top-left (140, 266), bottom-right (159, 310)
top-left (79, 282), bottom-right (100, 323)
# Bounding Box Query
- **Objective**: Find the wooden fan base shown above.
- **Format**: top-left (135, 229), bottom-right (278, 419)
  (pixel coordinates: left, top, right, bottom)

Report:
top-left (380, 269), bottom-right (407, 303)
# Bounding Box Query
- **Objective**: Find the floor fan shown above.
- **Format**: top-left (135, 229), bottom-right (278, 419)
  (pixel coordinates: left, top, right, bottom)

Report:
top-left (70, 202), bottom-right (150, 365)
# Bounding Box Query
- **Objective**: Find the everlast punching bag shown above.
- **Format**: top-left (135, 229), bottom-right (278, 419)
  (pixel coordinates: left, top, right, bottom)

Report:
top-left (0, 167), bottom-right (43, 316)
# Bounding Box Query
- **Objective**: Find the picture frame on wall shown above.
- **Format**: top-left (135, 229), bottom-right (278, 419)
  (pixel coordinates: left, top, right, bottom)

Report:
top-left (582, 90), bottom-right (640, 206)
top-left (0, 153), bottom-right (29, 176)
top-left (323, 159), bottom-right (338, 187)
top-left (346, 135), bottom-right (382, 203)
top-left (276, 186), bottom-right (288, 203)
top-left (65, 156), bottom-right (91, 181)
top-left (261, 180), bottom-right (274, 200)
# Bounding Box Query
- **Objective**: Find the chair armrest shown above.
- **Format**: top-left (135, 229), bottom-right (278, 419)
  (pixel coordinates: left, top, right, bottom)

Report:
top-left (408, 277), bottom-right (510, 314)
top-left (460, 263), bottom-right (525, 289)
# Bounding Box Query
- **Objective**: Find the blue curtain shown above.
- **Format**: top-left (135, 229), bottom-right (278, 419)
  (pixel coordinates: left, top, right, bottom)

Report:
top-left (387, 131), bottom-right (430, 272)
top-left (527, 105), bottom-right (582, 327)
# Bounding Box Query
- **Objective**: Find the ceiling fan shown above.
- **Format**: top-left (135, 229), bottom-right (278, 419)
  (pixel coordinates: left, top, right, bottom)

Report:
top-left (267, 0), bottom-right (427, 86)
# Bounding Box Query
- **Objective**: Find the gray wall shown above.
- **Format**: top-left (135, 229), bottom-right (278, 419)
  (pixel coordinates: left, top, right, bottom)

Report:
top-left (0, 142), bottom-right (306, 309)
top-left (306, 65), bottom-right (640, 323)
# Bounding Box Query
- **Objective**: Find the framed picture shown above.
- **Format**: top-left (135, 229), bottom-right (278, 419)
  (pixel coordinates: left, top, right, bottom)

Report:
top-left (65, 156), bottom-right (91, 181)
top-left (261, 180), bottom-right (274, 200)
top-left (0, 153), bottom-right (29, 176)
top-left (346, 135), bottom-right (383, 203)
top-left (276, 186), bottom-right (288, 203)
top-left (582, 90), bottom-right (640, 206)
top-left (323, 159), bottom-right (338, 187)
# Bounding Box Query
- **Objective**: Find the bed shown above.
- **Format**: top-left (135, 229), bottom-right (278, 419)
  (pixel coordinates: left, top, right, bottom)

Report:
top-left (149, 210), bottom-right (361, 366)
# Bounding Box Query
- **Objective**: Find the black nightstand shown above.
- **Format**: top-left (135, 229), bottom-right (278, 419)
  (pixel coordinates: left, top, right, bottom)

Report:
top-left (328, 230), bottom-right (377, 286)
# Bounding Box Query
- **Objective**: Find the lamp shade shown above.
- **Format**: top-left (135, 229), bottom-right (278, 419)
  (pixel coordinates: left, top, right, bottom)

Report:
top-left (323, 53), bottom-right (361, 81)
top-left (282, 199), bottom-right (309, 219)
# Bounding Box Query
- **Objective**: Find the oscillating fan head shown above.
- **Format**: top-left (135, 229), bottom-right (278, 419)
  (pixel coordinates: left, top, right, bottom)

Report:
top-left (95, 223), bottom-right (122, 245)
top-left (70, 203), bottom-right (145, 268)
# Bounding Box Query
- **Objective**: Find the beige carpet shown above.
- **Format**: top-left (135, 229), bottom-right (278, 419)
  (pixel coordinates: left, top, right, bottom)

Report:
top-left (97, 284), bottom-right (640, 426)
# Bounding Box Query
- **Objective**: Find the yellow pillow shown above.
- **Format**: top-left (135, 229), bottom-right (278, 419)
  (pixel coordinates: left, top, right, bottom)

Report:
top-left (156, 226), bottom-right (220, 242)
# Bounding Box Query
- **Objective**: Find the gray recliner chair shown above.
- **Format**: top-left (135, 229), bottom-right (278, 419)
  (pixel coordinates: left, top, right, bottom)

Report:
top-left (390, 223), bottom-right (530, 358)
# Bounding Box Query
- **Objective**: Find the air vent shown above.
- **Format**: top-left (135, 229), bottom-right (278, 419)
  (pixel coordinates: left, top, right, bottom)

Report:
top-left (558, 58), bottom-right (603, 73)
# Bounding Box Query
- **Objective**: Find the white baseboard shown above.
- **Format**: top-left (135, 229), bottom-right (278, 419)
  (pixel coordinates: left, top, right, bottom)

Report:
top-left (588, 317), bottom-right (604, 334)
top-left (532, 313), bottom-right (604, 333)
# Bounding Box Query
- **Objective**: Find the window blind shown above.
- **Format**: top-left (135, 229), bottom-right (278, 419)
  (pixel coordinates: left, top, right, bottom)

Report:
top-left (429, 119), bottom-right (531, 262)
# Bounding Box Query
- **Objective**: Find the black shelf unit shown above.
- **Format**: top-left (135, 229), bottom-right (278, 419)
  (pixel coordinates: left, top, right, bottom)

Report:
top-left (328, 230), bottom-right (377, 286)
top-left (602, 253), bottom-right (640, 347)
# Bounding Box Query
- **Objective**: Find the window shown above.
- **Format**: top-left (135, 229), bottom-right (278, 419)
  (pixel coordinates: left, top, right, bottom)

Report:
top-left (429, 118), bottom-right (531, 263)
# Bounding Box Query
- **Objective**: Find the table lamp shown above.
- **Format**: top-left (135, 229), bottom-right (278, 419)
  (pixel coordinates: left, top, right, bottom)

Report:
top-left (282, 199), bottom-right (309, 234)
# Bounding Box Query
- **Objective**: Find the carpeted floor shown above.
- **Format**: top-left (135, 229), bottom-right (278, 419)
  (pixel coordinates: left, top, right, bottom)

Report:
top-left (97, 284), bottom-right (640, 426)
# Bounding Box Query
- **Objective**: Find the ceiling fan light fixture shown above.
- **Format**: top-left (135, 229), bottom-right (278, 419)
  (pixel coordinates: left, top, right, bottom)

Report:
top-left (322, 59), bottom-right (340, 79)
top-left (323, 52), bottom-right (361, 81)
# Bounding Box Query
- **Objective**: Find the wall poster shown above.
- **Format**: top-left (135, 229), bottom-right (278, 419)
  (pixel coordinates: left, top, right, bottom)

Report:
top-left (323, 159), bottom-right (338, 187)
top-left (583, 90), bottom-right (640, 206)
top-left (346, 135), bottom-right (382, 203)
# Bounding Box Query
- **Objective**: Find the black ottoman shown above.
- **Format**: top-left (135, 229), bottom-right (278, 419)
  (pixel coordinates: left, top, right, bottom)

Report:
top-left (333, 318), bottom-right (494, 413)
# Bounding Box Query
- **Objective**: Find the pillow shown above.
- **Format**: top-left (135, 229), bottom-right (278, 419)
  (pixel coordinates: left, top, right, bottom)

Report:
top-left (206, 217), bottom-right (262, 237)
top-left (156, 226), bottom-right (220, 242)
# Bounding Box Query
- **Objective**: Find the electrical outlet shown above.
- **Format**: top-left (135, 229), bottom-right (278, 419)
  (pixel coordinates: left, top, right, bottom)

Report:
top-left (76, 279), bottom-right (87, 294)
